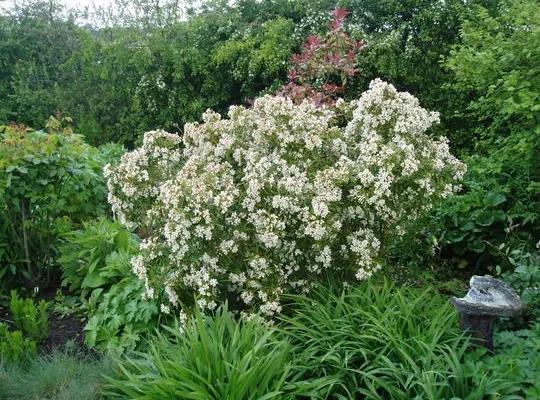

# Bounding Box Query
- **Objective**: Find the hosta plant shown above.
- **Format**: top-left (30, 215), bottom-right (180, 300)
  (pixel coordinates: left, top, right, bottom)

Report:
top-left (105, 79), bottom-right (465, 318)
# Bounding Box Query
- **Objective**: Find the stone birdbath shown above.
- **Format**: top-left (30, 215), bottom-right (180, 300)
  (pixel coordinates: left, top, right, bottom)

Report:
top-left (451, 275), bottom-right (522, 350)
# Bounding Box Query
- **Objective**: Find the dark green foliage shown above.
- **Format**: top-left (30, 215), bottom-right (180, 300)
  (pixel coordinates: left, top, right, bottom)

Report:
top-left (433, 0), bottom-right (539, 275)
top-left (499, 251), bottom-right (540, 328)
top-left (0, 323), bottom-right (37, 366)
top-left (97, 142), bottom-right (126, 166)
top-left (57, 218), bottom-right (159, 352)
top-left (0, 0), bottom-right (303, 146)
top-left (9, 290), bottom-right (49, 342)
top-left (0, 120), bottom-right (119, 291)
top-left (465, 326), bottom-right (540, 399)
top-left (0, 0), bottom-right (489, 148)
top-left (445, 0), bottom-right (539, 146)
top-left (214, 16), bottom-right (297, 99)
top-left (337, 0), bottom-right (471, 111)
top-left (0, 2), bottom-right (82, 128)
top-left (61, 27), bottom-right (159, 145)
top-left (433, 139), bottom-right (539, 273)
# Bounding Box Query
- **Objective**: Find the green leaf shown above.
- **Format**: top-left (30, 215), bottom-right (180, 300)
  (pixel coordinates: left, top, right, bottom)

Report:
top-left (114, 230), bottom-right (130, 251)
top-left (476, 211), bottom-right (494, 227)
top-left (485, 192), bottom-right (507, 207)
top-left (444, 230), bottom-right (468, 243)
top-left (492, 210), bottom-right (507, 222)
top-left (468, 238), bottom-right (486, 253)
top-left (82, 271), bottom-right (108, 288)
top-left (461, 221), bottom-right (476, 232)
top-left (87, 258), bottom-right (100, 274)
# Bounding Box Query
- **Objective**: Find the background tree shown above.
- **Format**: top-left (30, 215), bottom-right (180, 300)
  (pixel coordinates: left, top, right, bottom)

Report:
top-left (434, 0), bottom-right (539, 272)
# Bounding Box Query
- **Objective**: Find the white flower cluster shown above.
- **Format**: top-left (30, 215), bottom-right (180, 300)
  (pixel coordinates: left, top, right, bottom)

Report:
top-left (104, 130), bottom-right (183, 229)
top-left (106, 79), bottom-right (466, 317)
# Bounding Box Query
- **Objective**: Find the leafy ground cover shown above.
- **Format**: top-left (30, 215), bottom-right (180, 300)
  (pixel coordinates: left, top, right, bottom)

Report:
top-left (0, 294), bottom-right (85, 355)
top-left (1, 279), bottom-right (539, 399)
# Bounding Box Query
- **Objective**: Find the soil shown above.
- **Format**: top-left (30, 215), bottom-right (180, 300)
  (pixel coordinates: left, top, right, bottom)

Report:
top-left (40, 311), bottom-right (86, 354)
top-left (0, 285), bottom-right (87, 356)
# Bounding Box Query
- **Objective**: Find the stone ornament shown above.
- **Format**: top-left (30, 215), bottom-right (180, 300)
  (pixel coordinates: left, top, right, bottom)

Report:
top-left (451, 275), bottom-right (522, 350)
top-left (451, 275), bottom-right (522, 317)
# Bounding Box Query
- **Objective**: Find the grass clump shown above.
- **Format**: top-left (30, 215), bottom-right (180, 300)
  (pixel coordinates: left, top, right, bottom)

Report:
top-left (0, 348), bottom-right (113, 400)
top-left (102, 280), bottom-right (532, 399)
top-left (279, 280), bottom-right (478, 399)
top-left (104, 305), bottom-right (332, 399)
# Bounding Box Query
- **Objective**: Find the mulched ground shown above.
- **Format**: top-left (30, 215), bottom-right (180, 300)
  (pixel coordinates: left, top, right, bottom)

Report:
top-left (40, 311), bottom-right (86, 354)
top-left (0, 285), bottom-right (87, 355)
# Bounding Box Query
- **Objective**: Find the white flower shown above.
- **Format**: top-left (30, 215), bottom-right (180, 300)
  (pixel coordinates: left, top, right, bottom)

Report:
top-left (106, 80), bottom-right (465, 318)
top-left (160, 304), bottom-right (171, 314)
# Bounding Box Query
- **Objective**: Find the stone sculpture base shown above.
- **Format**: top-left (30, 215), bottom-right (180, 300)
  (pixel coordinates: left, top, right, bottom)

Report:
top-left (459, 314), bottom-right (496, 351)
top-left (452, 275), bottom-right (522, 352)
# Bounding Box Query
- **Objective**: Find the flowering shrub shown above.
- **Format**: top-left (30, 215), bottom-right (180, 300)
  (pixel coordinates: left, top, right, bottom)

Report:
top-left (104, 130), bottom-right (183, 230)
top-left (105, 79), bottom-right (466, 318)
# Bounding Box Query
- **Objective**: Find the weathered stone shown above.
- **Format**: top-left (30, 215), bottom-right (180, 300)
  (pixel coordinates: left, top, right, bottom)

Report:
top-left (451, 275), bottom-right (522, 350)
top-left (451, 275), bottom-right (522, 317)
